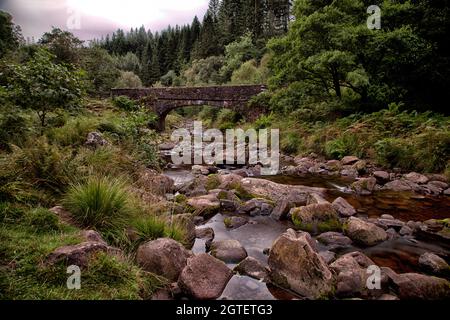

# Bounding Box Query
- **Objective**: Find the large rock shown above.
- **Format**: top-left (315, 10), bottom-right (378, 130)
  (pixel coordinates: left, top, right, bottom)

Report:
top-left (137, 170), bottom-right (175, 196)
top-left (136, 238), bottom-right (192, 282)
top-left (187, 194), bottom-right (220, 216)
top-left (290, 203), bottom-right (340, 234)
top-left (210, 239), bottom-right (248, 263)
top-left (195, 227), bottom-right (215, 242)
top-left (177, 175), bottom-right (209, 197)
top-left (387, 272), bottom-right (450, 300)
top-left (404, 172), bottom-right (429, 185)
top-left (332, 197), bottom-right (356, 217)
top-left (85, 132), bottom-right (109, 148)
top-left (373, 171), bottom-right (390, 184)
top-left (217, 173), bottom-right (243, 189)
top-left (238, 198), bottom-right (274, 216)
top-left (341, 156), bottom-right (359, 165)
top-left (46, 241), bottom-right (109, 268)
top-left (317, 232), bottom-right (352, 250)
top-left (178, 253), bottom-right (232, 300)
top-left (345, 217), bottom-right (388, 246)
top-left (240, 178), bottom-right (325, 204)
top-left (234, 257), bottom-right (269, 281)
top-left (329, 251), bottom-right (384, 299)
top-left (351, 177), bottom-right (377, 195)
top-left (419, 252), bottom-right (450, 277)
top-left (271, 199), bottom-right (293, 220)
top-left (268, 229), bottom-right (334, 299)
top-left (383, 179), bottom-right (421, 193)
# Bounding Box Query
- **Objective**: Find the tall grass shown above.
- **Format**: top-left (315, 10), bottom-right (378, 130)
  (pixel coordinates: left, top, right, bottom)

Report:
top-left (63, 176), bottom-right (136, 239)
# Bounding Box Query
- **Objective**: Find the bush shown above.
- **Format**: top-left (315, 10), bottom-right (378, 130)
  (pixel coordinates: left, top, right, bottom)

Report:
top-left (254, 114), bottom-right (273, 130)
top-left (281, 132), bottom-right (301, 154)
top-left (63, 176), bottom-right (136, 238)
top-left (0, 111), bottom-right (30, 150)
top-left (115, 71), bottom-right (143, 88)
top-left (375, 138), bottom-right (413, 170)
top-left (24, 207), bottom-right (60, 233)
top-left (112, 96), bottom-right (138, 112)
top-left (47, 117), bottom-right (98, 147)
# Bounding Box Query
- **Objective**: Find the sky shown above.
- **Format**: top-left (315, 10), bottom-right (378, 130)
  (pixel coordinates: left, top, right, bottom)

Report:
top-left (0, 0), bottom-right (209, 42)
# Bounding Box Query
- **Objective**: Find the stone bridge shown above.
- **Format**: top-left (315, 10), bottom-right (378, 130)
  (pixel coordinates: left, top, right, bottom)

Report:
top-left (111, 85), bottom-right (267, 131)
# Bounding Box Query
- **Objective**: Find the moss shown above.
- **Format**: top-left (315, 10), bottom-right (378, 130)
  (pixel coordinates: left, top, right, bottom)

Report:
top-left (205, 174), bottom-right (221, 191)
top-left (224, 217), bottom-right (232, 228)
top-left (174, 194), bottom-right (187, 204)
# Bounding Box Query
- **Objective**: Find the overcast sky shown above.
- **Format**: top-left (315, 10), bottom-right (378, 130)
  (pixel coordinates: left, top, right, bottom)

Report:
top-left (0, 0), bottom-right (209, 42)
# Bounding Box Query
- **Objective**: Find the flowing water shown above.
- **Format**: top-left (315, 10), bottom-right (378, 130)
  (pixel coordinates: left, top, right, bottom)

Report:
top-left (164, 166), bottom-right (450, 300)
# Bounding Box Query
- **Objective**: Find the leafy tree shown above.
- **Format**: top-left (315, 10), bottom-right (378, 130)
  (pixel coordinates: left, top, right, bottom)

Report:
top-left (79, 47), bottom-right (120, 94)
top-left (220, 33), bottom-right (259, 81)
top-left (0, 11), bottom-right (22, 58)
top-left (182, 56), bottom-right (225, 85)
top-left (114, 52), bottom-right (142, 75)
top-left (39, 28), bottom-right (83, 65)
top-left (115, 71), bottom-right (143, 88)
top-left (4, 48), bottom-right (85, 131)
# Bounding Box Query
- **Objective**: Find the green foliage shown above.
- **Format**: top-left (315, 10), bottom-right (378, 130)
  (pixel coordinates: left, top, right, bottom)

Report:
top-left (0, 109), bottom-right (31, 150)
top-left (0, 11), bottom-right (21, 58)
top-left (182, 56), bottom-right (225, 86)
top-left (130, 216), bottom-right (186, 249)
top-left (160, 70), bottom-right (181, 87)
top-left (39, 28), bottom-right (83, 65)
top-left (231, 54), bottom-right (270, 85)
top-left (254, 114), bottom-right (273, 130)
top-left (112, 96), bottom-right (139, 111)
top-left (4, 48), bottom-right (85, 130)
top-left (23, 207), bottom-right (60, 233)
top-left (216, 109), bottom-right (241, 130)
top-left (281, 132), bottom-right (301, 154)
top-left (47, 116), bottom-right (98, 147)
top-left (114, 52), bottom-right (142, 74)
top-left (80, 47), bottom-right (120, 95)
top-left (115, 71), bottom-right (143, 88)
top-left (63, 176), bottom-right (136, 238)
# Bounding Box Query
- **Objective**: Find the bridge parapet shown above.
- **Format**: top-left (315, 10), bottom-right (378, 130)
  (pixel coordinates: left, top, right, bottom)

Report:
top-left (111, 85), bottom-right (267, 131)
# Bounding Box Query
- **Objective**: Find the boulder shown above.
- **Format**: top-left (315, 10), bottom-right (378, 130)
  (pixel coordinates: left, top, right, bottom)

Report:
top-left (46, 241), bottom-right (109, 268)
top-left (345, 217), bottom-right (388, 246)
top-left (332, 197), bottom-right (356, 217)
top-left (177, 176), bottom-right (208, 197)
top-left (319, 251), bottom-right (336, 264)
top-left (419, 252), bottom-right (450, 276)
top-left (424, 181), bottom-right (449, 195)
top-left (445, 188), bottom-right (450, 196)
top-left (387, 272), bottom-right (450, 300)
top-left (192, 165), bottom-right (211, 175)
top-left (271, 199), bottom-right (293, 220)
top-left (85, 132), bottom-right (109, 148)
top-left (234, 257), bottom-right (269, 281)
top-left (80, 230), bottom-right (106, 245)
top-left (240, 178), bottom-right (325, 204)
top-left (340, 168), bottom-right (359, 178)
top-left (317, 232), bottom-right (352, 250)
top-left (341, 156), bottom-right (360, 165)
top-left (373, 171), bottom-right (390, 184)
top-left (329, 251), bottom-right (384, 299)
top-left (290, 203), bottom-right (340, 234)
top-left (268, 229), bottom-right (334, 299)
top-left (352, 160), bottom-right (367, 174)
top-left (136, 238), bottom-right (192, 282)
top-left (137, 170), bottom-right (175, 196)
top-left (224, 216), bottom-right (248, 229)
top-left (307, 193), bottom-right (329, 205)
top-left (210, 239), bottom-right (248, 263)
top-left (404, 172), bottom-right (429, 185)
top-left (187, 194), bottom-right (220, 216)
top-left (238, 198), bottom-right (274, 216)
top-left (325, 160), bottom-right (342, 171)
top-left (217, 173), bottom-right (243, 189)
top-left (351, 177), bottom-right (377, 195)
top-left (178, 253), bottom-right (232, 300)
top-left (376, 218), bottom-right (405, 231)
top-left (383, 179), bottom-right (422, 193)
top-left (195, 227), bottom-right (215, 242)
top-left (399, 226), bottom-right (413, 236)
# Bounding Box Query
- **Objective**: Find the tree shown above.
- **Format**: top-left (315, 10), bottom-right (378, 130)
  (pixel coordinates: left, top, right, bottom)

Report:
top-left (182, 56), bottom-right (225, 85)
top-left (114, 52), bottom-right (142, 75)
top-left (4, 48), bottom-right (85, 131)
top-left (220, 32), bottom-right (259, 81)
top-left (39, 28), bottom-right (83, 65)
top-left (115, 71), bottom-right (143, 88)
top-left (0, 11), bottom-right (22, 58)
top-left (80, 47), bottom-right (120, 94)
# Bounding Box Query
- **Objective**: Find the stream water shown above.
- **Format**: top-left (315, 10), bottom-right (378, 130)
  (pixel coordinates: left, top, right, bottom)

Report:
top-left (163, 161), bottom-right (450, 300)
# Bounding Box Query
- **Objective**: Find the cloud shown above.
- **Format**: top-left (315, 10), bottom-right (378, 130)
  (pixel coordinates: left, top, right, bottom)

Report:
top-left (0, 0), bottom-right (208, 41)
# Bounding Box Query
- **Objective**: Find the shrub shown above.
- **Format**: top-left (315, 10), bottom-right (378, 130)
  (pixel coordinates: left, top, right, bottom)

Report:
top-left (0, 111), bottom-right (31, 150)
top-left (115, 71), bottom-right (143, 89)
top-left (47, 117), bottom-right (98, 147)
top-left (63, 176), bottom-right (136, 237)
top-left (375, 138), bottom-right (413, 170)
top-left (112, 96), bottom-right (138, 112)
top-left (254, 114), bottom-right (273, 130)
top-left (281, 132), bottom-right (301, 154)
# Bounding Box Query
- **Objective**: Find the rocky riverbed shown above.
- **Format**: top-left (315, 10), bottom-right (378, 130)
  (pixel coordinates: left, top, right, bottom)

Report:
top-left (151, 142), bottom-right (450, 300)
